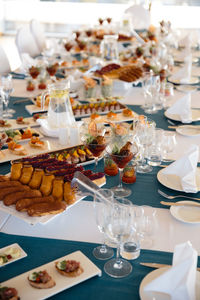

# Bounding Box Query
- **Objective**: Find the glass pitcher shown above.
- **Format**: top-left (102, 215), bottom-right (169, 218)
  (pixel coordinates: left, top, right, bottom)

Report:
top-left (42, 80), bottom-right (75, 129)
top-left (100, 35), bottom-right (119, 62)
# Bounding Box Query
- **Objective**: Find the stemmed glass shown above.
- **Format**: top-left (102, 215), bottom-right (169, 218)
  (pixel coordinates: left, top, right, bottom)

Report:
top-left (81, 122), bottom-right (108, 171)
top-left (104, 197), bottom-right (133, 278)
top-left (162, 131), bottom-right (177, 162)
top-left (136, 206), bottom-right (157, 249)
top-left (93, 189), bottom-right (114, 260)
top-left (106, 133), bottom-right (138, 197)
top-left (136, 118), bottom-right (156, 173)
top-left (1, 74), bottom-right (15, 118)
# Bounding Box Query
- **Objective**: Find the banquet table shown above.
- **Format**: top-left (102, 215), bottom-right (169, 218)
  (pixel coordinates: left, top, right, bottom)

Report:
top-left (1, 66), bottom-right (200, 299)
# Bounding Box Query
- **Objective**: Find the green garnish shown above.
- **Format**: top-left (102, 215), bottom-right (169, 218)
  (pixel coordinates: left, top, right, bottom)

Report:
top-left (59, 261), bottom-right (67, 270)
top-left (5, 130), bottom-right (18, 138)
top-left (0, 255), bottom-right (8, 263)
top-left (112, 145), bottom-right (120, 155)
top-left (85, 134), bottom-right (94, 145)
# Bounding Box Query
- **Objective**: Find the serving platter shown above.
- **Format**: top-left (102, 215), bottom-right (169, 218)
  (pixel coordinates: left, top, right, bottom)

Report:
top-left (2, 128), bottom-right (44, 144)
top-left (0, 243), bottom-right (27, 267)
top-left (0, 117), bottom-right (42, 131)
top-left (82, 111), bottom-right (138, 124)
top-left (1, 251), bottom-right (101, 300)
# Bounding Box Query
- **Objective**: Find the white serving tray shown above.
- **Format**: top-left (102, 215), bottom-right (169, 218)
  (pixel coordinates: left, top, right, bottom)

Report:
top-left (0, 243), bottom-right (27, 267)
top-left (1, 251), bottom-right (102, 300)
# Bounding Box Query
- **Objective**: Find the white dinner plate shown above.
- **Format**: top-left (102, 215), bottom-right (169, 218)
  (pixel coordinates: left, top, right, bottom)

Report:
top-left (157, 167), bottom-right (200, 192)
top-left (0, 243), bottom-right (27, 267)
top-left (176, 85), bottom-right (198, 93)
top-left (176, 125), bottom-right (200, 137)
top-left (164, 109), bottom-right (200, 123)
top-left (1, 251), bottom-right (101, 300)
top-left (168, 76), bottom-right (199, 85)
top-left (170, 201), bottom-right (200, 224)
top-left (139, 267), bottom-right (200, 300)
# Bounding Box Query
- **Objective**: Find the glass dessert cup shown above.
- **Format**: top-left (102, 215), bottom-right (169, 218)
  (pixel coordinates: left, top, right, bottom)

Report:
top-left (85, 141), bottom-right (107, 171)
top-left (107, 142), bottom-right (138, 197)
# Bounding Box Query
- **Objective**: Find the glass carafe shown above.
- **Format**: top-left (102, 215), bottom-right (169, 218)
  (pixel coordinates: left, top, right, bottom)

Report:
top-left (100, 35), bottom-right (119, 62)
top-left (42, 80), bottom-right (75, 129)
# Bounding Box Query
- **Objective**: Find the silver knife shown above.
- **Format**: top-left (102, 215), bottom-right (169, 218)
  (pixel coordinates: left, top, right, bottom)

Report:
top-left (140, 262), bottom-right (200, 271)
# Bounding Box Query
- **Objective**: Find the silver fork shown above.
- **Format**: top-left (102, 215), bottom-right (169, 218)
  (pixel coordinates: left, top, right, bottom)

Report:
top-left (158, 189), bottom-right (200, 201)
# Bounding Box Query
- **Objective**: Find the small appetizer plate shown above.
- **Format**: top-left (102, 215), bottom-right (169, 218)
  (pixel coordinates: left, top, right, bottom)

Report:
top-left (1, 251), bottom-right (102, 300)
top-left (0, 243), bottom-right (27, 267)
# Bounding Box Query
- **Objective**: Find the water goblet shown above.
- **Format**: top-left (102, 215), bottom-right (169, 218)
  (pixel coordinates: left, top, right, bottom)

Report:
top-left (93, 189), bottom-right (114, 260)
top-left (104, 198), bottom-right (133, 278)
top-left (1, 74), bottom-right (15, 118)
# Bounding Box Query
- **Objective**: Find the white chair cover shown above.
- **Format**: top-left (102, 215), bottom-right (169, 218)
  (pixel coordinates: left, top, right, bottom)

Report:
top-left (125, 5), bottom-right (150, 30)
top-left (0, 46), bottom-right (11, 74)
top-left (15, 25), bottom-right (40, 58)
top-left (30, 19), bottom-right (46, 52)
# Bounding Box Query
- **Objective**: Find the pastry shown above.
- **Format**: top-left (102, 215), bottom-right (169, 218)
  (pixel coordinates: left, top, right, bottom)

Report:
top-left (52, 178), bottom-right (64, 201)
top-left (28, 270), bottom-right (55, 289)
top-left (20, 165), bottom-right (34, 185)
top-left (29, 169), bottom-right (44, 189)
top-left (0, 181), bottom-right (21, 188)
top-left (64, 182), bottom-right (76, 205)
top-left (3, 189), bottom-right (42, 206)
top-left (10, 162), bottom-right (23, 180)
top-left (27, 201), bottom-right (66, 216)
top-left (0, 185), bottom-right (30, 200)
top-left (16, 196), bottom-right (55, 211)
top-left (122, 108), bottom-right (134, 117)
top-left (40, 174), bottom-right (55, 196)
top-left (55, 260), bottom-right (83, 277)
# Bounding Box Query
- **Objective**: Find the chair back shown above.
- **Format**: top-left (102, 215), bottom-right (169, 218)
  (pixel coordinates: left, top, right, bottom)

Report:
top-left (125, 5), bottom-right (150, 30)
top-left (0, 45), bottom-right (11, 74)
top-left (15, 25), bottom-right (40, 57)
top-left (30, 19), bottom-right (46, 52)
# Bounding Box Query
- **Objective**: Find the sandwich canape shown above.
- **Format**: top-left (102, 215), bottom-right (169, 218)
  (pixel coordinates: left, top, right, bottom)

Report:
top-left (29, 137), bottom-right (46, 149)
top-left (28, 270), bottom-right (56, 289)
top-left (55, 260), bottom-right (83, 277)
top-left (7, 141), bottom-right (27, 156)
top-left (0, 286), bottom-right (19, 300)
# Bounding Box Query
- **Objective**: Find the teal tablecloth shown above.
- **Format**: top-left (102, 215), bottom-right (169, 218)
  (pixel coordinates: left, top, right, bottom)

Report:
top-left (0, 232), bottom-right (192, 300)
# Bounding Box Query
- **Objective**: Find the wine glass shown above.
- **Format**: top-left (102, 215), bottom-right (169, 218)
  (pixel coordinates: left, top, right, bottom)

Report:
top-left (93, 188), bottom-right (114, 260)
top-left (104, 197), bottom-right (133, 278)
top-left (136, 206), bottom-right (157, 249)
top-left (81, 122), bottom-right (108, 170)
top-left (162, 131), bottom-right (177, 162)
top-left (136, 118), bottom-right (156, 174)
top-left (1, 74), bottom-right (15, 118)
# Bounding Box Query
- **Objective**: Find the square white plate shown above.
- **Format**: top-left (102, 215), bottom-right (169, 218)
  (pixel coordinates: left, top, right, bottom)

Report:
top-left (1, 250), bottom-right (102, 300)
top-left (0, 243), bottom-right (27, 267)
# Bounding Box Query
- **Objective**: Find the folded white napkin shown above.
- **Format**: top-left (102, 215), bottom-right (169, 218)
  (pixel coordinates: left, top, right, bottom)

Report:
top-left (170, 57), bottom-right (192, 83)
top-left (68, 74), bottom-right (84, 91)
top-left (166, 93), bottom-right (192, 123)
top-left (144, 241), bottom-right (197, 300)
top-left (179, 34), bottom-right (192, 49)
top-left (162, 144), bottom-right (199, 193)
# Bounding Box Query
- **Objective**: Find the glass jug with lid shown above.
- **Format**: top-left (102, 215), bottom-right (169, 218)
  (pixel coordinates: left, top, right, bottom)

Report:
top-left (41, 80), bottom-right (75, 129)
top-left (100, 35), bottom-right (119, 63)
